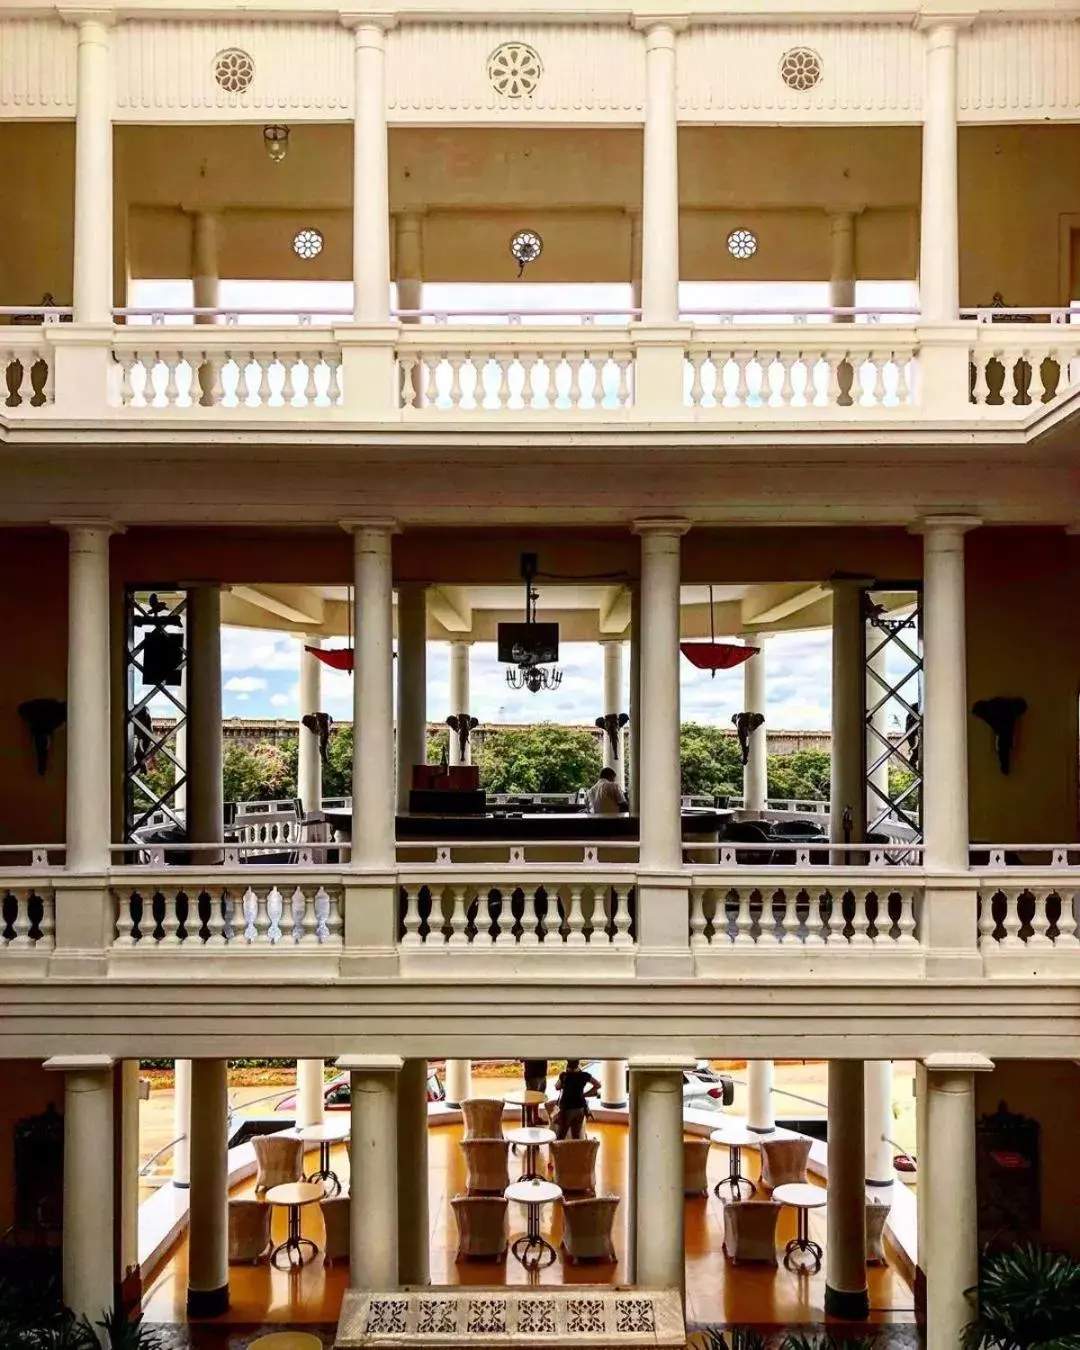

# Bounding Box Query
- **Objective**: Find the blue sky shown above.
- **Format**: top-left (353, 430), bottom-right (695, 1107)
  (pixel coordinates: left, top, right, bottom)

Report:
top-left (222, 626), bottom-right (836, 728)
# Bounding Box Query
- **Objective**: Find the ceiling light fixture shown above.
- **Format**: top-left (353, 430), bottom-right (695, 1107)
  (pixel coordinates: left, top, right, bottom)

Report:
top-left (263, 124), bottom-right (290, 163)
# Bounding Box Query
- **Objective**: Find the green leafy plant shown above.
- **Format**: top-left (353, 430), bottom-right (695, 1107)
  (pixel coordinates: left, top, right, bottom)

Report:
top-left (95, 1309), bottom-right (162, 1350)
top-left (781, 1336), bottom-right (874, 1350)
top-left (963, 1243), bottom-right (1080, 1349)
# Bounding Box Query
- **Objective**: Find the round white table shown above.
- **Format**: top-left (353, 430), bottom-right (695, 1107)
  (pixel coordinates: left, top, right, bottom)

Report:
top-left (507, 1125), bottom-right (555, 1181)
top-left (298, 1121), bottom-right (350, 1196)
top-left (505, 1178), bottom-right (562, 1269)
top-left (265, 1180), bottom-right (324, 1268)
top-left (709, 1125), bottom-right (762, 1200)
top-left (504, 1088), bottom-right (547, 1128)
top-left (773, 1181), bottom-right (827, 1273)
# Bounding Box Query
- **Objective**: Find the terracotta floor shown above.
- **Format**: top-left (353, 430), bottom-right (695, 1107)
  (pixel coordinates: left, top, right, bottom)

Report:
top-left (142, 1121), bottom-right (915, 1328)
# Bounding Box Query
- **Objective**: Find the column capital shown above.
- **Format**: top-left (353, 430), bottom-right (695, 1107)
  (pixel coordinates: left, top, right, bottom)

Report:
top-left (628, 1053), bottom-right (696, 1073)
top-left (923, 1052), bottom-right (994, 1074)
top-left (916, 16), bottom-right (974, 36)
top-left (51, 517), bottom-right (124, 537)
top-left (340, 13), bottom-right (396, 37)
top-left (58, 9), bottom-right (116, 29)
top-left (45, 1054), bottom-right (115, 1073)
top-left (633, 17), bottom-right (690, 39)
top-left (910, 514), bottom-right (982, 538)
top-left (335, 1053), bottom-right (404, 1074)
top-left (340, 517), bottom-right (401, 536)
top-left (632, 517), bottom-right (691, 538)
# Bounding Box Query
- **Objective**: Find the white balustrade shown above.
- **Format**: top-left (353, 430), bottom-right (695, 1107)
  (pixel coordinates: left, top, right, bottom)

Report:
top-left (112, 880), bottom-right (343, 949)
top-left (969, 328), bottom-right (1080, 411)
top-left (113, 334), bottom-right (343, 412)
top-left (685, 331), bottom-right (917, 414)
top-left (978, 884), bottom-right (1080, 955)
top-left (0, 887), bottom-right (55, 950)
top-left (1, 335), bottom-right (54, 412)
top-left (398, 876), bottom-right (635, 949)
top-left (396, 328), bottom-right (635, 414)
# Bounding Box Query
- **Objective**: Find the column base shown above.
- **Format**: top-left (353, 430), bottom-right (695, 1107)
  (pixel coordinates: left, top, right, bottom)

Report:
top-left (600, 1100), bottom-right (627, 1111)
top-left (824, 1285), bottom-right (870, 1321)
top-left (747, 1123), bottom-right (775, 1134)
top-left (186, 1284), bottom-right (229, 1318)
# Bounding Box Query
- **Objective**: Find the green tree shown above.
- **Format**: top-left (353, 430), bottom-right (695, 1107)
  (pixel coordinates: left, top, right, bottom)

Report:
top-left (766, 748), bottom-right (831, 802)
top-left (477, 726), bottom-right (601, 795)
top-left (322, 724), bottom-right (353, 799)
top-left (222, 739), bottom-right (296, 803)
top-left (678, 723), bottom-right (744, 798)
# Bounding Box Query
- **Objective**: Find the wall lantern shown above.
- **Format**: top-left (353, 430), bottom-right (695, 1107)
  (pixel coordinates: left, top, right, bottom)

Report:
top-left (263, 124), bottom-right (290, 163)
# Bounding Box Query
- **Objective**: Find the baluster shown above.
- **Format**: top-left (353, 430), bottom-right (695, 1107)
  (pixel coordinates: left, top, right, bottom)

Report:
top-left (6, 894), bottom-right (25, 947)
top-left (422, 356), bottom-right (439, 407)
top-left (896, 353), bottom-right (913, 405)
top-left (400, 356), bottom-right (419, 409)
top-left (115, 354), bottom-right (136, 406)
top-left (977, 889), bottom-right (997, 946)
top-left (495, 356), bottom-right (512, 410)
top-left (565, 887), bottom-right (586, 946)
top-left (735, 354), bottom-right (750, 407)
top-left (401, 887), bottom-right (423, 945)
top-left (1027, 349), bottom-right (1047, 404)
top-left (805, 889), bottom-right (827, 945)
top-left (896, 891), bottom-right (918, 946)
top-left (689, 889), bottom-right (708, 947)
top-left (970, 355), bottom-right (989, 405)
top-left (999, 352), bottom-right (1019, 405)
top-left (241, 887), bottom-right (258, 942)
top-left (257, 355), bottom-right (273, 407)
top-left (778, 356), bottom-right (795, 407)
top-left (733, 890), bottom-right (753, 945)
top-left (38, 895), bottom-right (55, 950)
top-left (281, 356), bottom-right (297, 407)
top-left (1057, 893), bottom-right (1080, 946)
top-left (1029, 890), bottom-right (1051, 946)
top-left (17, 356), bottom-right (35, 408)
top-left (325, 355), bottom-right (343, 405)
top-left (204, 890), bottom-right (227, 947)
top-left (448, 356), bottom-right (465, 409)
top-left (204, 356), bottom-right (224, 408)
top-left (290, 885), bottom-right (307, 943)
top-left (114, 892), bottom-right (136, 948)
top-left (477, 889), bottom-right (498, 947)
top-left (1002, 889), bottom-right (1023, 946)
top-left (689, 357), bottom-right (705, 408)
top-left (561, 356), bottom-right (579, 409)
top-left (316, 887), bottom-right (335, 943)
top-left (448, 887), bottom-right (469, 946)
top-left (616, 355), bottom-right (633, 408)
top-left (612, 888), bottom-right (633, 947)
top-left (850, 890), bottom-right (872, 946)
top-left (826, 354), bottom-right (844, 407)
top-left (870, 357), bottom-right (886, 406)
top-left (758, 890), bottom-right (780, 946)
top-left (519, 887), bottom-right (540, 946)
top-left (161, 892), bottom-right (181, 946)
top-left (265, 886), bottom-right (283, 943)
top-left (162, 354), bottom-right (179, 407)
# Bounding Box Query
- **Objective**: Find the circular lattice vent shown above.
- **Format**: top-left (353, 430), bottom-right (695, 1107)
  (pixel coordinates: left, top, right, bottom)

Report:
top-left (486, 42), bottom-right (543, 99)
top-left (214, 48), bottom-right (255, 94)
top-left (779, 47), bottom-right (823, 92)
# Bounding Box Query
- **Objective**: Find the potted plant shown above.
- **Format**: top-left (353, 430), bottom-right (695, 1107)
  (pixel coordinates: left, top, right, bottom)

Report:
top-left (963, 1243), bottom-right (1080, 1348)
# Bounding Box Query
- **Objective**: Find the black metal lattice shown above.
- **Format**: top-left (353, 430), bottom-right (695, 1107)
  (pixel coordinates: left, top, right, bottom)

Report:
top-left (864, 587), bottom-right (923, 841)
top-left (124, 589), bottom-right (188, 840)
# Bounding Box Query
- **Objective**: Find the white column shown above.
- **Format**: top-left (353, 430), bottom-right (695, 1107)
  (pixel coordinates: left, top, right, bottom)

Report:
top-left (741, 634), bottom-right (768, 815)
top-left (629, 210), bottom-right (643, 315)
top-left (298, 636), bottom-right (323, 816)
top-left (629, 586), bottom-right (641, 812)
top-left (635, 521), bottom-right (688, 869)
top-left (829, 580), bottom-right (867, 850)
top-left (920, 24), bottom-right (960, 324)
top-left (186, 1059), bottom-right (229, 1316)
top-left (395, 212), bottom-right (423, 316)
top-left (296, 1059), bottom-right (325, 1129)
top-left (73, 20), bottom-right (113, 324)
top-left (829, 210), bottom-right (857, 316)
top-left (397, 1059), bottom-right (430, 1286)
top-left (825, 1060), bottom-right (869, 1321)
top-left (443, 1059), bottom-right (471, 1107)
top-left (600, 1059), bottom-right (628, 1109)
top-left (746, 1059), bottom-right (775, 1134)
top-left (921, 517), bottom-right (979, 871)
top-left (351, 24), bottom-right (391, 323)
top-left (639, 24), bottom-right (680, 324)
top-left (341, 1054), bottom-right (402, 1288)
top-left (63, 523), bottom-right (115, 872)
top-left (396, 584), bottom-right (428, 815)
top-left (866, 621), bottom-right (891, 829)
top-left (601, 640), bottom-right (625, 784)
top-left (448, 641), bottom-right (472, 766)
top-left (172, 1058), bottom-right (191, 1185)
top-left (187, 585), bottom-right (223, 853)
top-left (174, 661), bottom-right (188, 820)
top-left (631, 1063), bottom-right (685, 1291)
top-left (45, 1055), bottom-right (114, 1323)
top-left (865, 1060), bottom-right (895, 1187)
top-left (346, 521), bottom-right (397, 867)
top-left (192, 212), bottom-right (220, 320)
top-left (923, 1053), bottom-right (994, 1350)
top-left (118, 1060), bottom-right (141, 1291)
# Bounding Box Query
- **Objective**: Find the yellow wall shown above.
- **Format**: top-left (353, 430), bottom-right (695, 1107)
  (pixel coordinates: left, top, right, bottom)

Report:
top-left (0, 1060), bottom-right (63, 1236)
top-left (976, 1060), bottom-right (1080, 1259)
top-left (0, 124), bottom-right (74, 307)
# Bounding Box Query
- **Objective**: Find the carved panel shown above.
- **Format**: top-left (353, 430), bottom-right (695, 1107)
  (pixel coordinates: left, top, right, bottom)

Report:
top-left (0, 21), bottom-right (76, 118)
top-left (113, 22), bottom-right (353, 119)
top-left (386, 24), bottom-right (644, 122)
top-left (958, 22), bottom-right (1080, 121)
top-left (678, 25), bottom-right (923, 121)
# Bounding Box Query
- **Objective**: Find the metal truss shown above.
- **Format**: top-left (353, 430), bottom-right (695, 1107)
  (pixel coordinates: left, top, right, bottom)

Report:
top-left (864, 586), bottom-right (924, 841)
top-left (124, 589), bottom-right (188, 840)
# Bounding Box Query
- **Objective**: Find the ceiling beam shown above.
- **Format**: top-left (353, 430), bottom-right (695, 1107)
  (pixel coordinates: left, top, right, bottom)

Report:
top-left (741, 583), bottom-right (829, 628)
top-left (229, 584), bottom-right (324, 627)
top-left (598, 585), bottom-right (632, 635)
top-left (427, 585), bottom-right (473, 634)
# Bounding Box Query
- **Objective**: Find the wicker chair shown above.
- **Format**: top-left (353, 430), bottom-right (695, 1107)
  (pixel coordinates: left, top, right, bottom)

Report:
top-left (460, 1138), bottom-right (511, 1193)
top-left (461, 1098), bottom-right (506, 1140)
top-left (321, 1194), bottom-right (351, 1266)
top-left (683, 1138), bottom-right (712, 1195)
top-left (550, 1138), bottom-right (599, 1195)
top-left (227, 1198), bottom-right (271, 1264)
top-left (760, 1137), bottom-right (812, 1190)
top-left (721, 1200), bottom-right (781, 1264)
top-left (866, 1198), bottom-right (892, 1265)
top-left (252, 1134), bottom-right (304, 1193)
top-left (562, 1195), bottom-right (619, 1263)
top-left (451, 1195), bottom-right (509, 1261)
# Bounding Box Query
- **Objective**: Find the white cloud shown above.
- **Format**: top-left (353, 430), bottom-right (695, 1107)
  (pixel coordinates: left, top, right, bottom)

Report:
top-left (269, 693), bottom-right (292, 708)
top-left (225, 676), bottom-right (268, 693)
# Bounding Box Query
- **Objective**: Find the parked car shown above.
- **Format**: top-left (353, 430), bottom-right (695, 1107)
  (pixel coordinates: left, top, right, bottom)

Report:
top-left (276, 1068), bottom-right (445, 1113)
top-left (582, 1061), bottom-right (734, 1107)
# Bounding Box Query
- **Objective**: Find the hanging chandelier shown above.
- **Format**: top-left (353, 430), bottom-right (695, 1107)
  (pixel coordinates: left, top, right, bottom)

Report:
top-left (501, 552), bottom-right (563, 694)
top-left (506, 663), bottom-right (562, 694)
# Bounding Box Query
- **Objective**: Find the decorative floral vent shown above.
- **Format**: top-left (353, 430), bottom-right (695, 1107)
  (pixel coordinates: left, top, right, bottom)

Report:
top-left (727, 228), bottom-right (757, 260)
top-left (486, 42), bottom-right (543, 99)
top-left (779, 47), bottom-right (823, 92)
top-left (293, 228), bottom-right (324, 260)
top-left (214, 48), bottom-right (255, 94)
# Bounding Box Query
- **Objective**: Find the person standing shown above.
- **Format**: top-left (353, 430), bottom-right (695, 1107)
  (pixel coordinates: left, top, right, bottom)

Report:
top-left (586, 767), bottom-right (628, 815)
top-left (522, 1058), bottom-right (547, 1126)
top-left (554, 1059), bottom-right (600, 1140)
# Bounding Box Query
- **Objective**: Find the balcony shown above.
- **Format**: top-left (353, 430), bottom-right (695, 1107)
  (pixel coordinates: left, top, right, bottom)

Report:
top-left (3, 306), bottom-right (1079, 435)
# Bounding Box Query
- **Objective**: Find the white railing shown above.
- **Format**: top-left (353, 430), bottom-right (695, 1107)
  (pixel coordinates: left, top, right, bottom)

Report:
top-left (112, 875), bottom-right (343, 949)
top-left (112, 332), bottom-right (343, 411)
top-left (398, 872), bottom-right (635, 950)
top-left (690, 870), bottom-right (922, 956)
top-left (0, 885), bottom-right (55, 951)
top-left (685, 328), bottom-right (917, 413)
top-left (977, 880), bottom-right (1078, 952)
top-left (396, 326), bottom-right (635, 414)
top-left (969, 325), bottom-right (1080, 412)
top-left (1, 330), bottom-right (55, 410)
